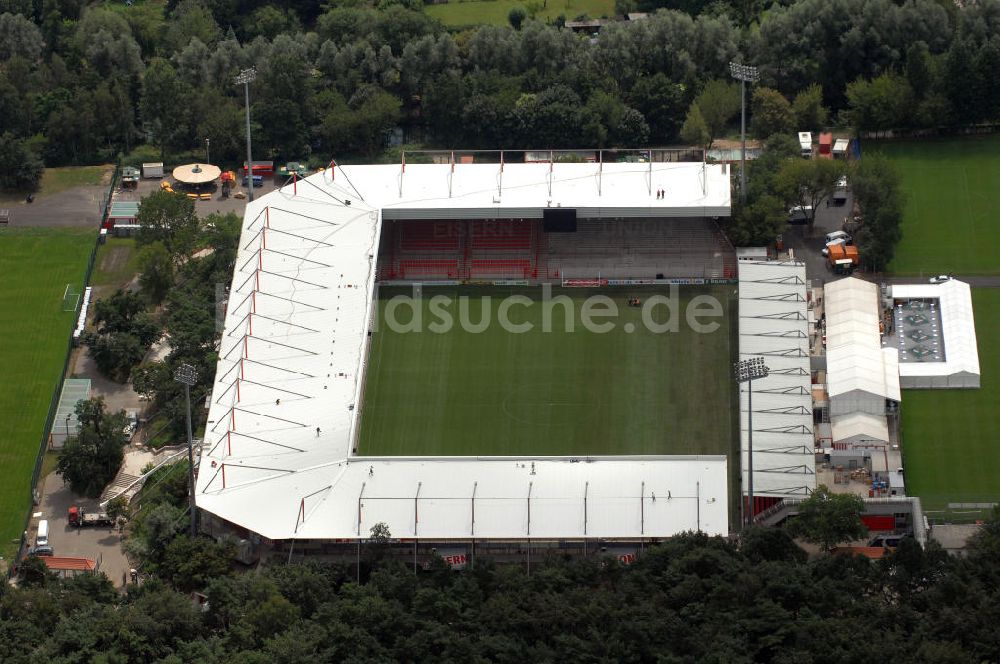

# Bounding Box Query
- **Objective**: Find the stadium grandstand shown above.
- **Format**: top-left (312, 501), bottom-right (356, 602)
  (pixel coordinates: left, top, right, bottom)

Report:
top-left (196, 154), bottom-right (737, 562)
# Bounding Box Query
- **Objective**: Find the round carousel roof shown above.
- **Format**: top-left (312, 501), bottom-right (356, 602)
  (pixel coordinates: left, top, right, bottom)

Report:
top-left (172, 163), bottom-right (221, 185)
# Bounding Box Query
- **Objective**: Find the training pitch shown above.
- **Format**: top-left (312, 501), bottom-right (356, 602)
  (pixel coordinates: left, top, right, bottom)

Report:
top-left (0, 228), bottom-right (94, 557)
top-left (880, 135), bottom-right (1000, 276)
top-left (357, 285), bottom-right (736, 458)
top-left (901, 289), bottom-right (1000, 519)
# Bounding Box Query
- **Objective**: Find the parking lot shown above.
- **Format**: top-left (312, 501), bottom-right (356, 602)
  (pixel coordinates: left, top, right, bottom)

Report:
top-left (781, 192), bottom-right (855, 284)
top-left (34, 472), bottom-right (130, 585)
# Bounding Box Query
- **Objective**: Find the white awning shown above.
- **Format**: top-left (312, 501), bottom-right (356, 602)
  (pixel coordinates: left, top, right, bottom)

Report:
top-left (831, 412), bottom-right (889, 444)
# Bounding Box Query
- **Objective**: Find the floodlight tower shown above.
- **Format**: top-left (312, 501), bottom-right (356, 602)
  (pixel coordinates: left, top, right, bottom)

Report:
top-left (734, 357), bottom-right (769, 527)
top-left (174, 363), bottom-right (199, 537)
top-left (235, 67), bottom-right (257, 202)
top-left (729, 62), bottom-right (760, 204)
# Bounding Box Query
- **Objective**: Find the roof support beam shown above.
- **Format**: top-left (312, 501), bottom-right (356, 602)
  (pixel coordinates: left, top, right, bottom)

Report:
top-left (414, 481), bottom-right (422, 536)
top-left (640, 481), bottom-right (645, 535)
top-left (471, 481), bottom-right (477, 536)
top-left (357, 482), bottom-right (366, 536)
top-left (527, 482), bottom-right (533, 536)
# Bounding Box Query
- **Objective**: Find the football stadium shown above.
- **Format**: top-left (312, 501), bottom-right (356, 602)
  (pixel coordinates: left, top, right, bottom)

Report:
top-left (197, 154), bottom-right (752, 560)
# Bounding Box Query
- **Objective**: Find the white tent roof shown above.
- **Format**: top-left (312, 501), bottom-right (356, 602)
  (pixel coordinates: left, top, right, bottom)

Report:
top-left (195, 163), bottom-right (732, 541)
top-left (737, 261), bottom-right (816, 498)
top-left (825, 278), bottom-right (901, 402)
top-left (891, 280), bottom-right (980, 383)
top-left (830, 412), bottom-right (889, 444)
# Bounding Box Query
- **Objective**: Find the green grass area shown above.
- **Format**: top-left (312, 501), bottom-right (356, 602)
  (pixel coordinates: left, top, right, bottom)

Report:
top-left (425, 0), bottom-right (614, 27)
top-left (901, 289), bottom-right (1000, 520)
top-left (0, 165), bottom-right (111, 203)
top-left (879, 135), bottom-right (1000, 276)
top-left (0, 227), bottom-right (95, 557)
top-left (92, 238), bottom-right (140, 290)
top-left (358, 285), bottom-right (735, 457)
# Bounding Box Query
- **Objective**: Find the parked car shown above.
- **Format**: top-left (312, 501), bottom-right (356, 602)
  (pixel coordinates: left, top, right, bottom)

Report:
top-left (929, 274), bottom-right (952, 284)
top-left (821, 239), bottom-right (846, 257)
top-left (29, 545), bottom-right (53, 556)
top-left (869, 533), bottom-right (910, 549)
top-left (788, 205), bottom-right (813, 224)
top-left (825, 230), bottom-right (852, 244)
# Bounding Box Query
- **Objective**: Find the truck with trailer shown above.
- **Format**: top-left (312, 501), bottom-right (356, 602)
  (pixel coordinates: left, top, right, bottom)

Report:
top-left (68, 506), bottom-right (113, 528)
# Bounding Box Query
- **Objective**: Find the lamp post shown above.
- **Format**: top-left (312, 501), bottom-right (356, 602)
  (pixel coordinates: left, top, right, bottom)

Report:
top-left (734, 357), bottom-right (769, 527)
top-left (205, 138), bottom-right (210, 165)
top-left (729, 62), bottom-right (759, 204)
top-left (173, 363), bottom-right (198, 537)
top-left (65, 413), bottom-right (71, 439)
top-left (235, 67), bottom-right (257, 202)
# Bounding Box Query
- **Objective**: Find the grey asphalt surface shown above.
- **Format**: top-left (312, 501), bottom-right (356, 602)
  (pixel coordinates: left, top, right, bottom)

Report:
top-left (6, 173), bottom-right (278, 230)
top-left (781, 194), bottom-right (854, 286)
top-left (34, 473), bottom-right (130, 585)
top-left (2, 185), bottom-right (109, 227)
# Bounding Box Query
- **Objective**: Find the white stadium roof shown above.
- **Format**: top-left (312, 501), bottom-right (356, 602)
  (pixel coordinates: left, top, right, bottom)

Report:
top-left (891, 280), bottom-right (980, 389)
top-left (195, 162), bottom-right (732, 541)
top-left (331, 160), bottom-right (731, 219)
top-left (737, 261), bottom-right (816, 498)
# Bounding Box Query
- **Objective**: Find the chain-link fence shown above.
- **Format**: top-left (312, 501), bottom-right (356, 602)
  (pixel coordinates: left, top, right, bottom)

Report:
top-left (919, 494), bottom-right (1000, 525)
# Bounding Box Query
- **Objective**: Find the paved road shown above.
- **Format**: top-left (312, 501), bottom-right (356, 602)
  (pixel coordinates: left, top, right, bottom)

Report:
top-left (8, 173), bottom-right (278, 229)
top-left (127, 177), bottom-right (277, 220)
top-left (35, 473), bottom-right (130, 586)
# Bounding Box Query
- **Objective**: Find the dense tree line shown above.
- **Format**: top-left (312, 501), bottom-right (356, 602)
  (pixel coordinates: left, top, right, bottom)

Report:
top-left (7, 509), bottom-right (1000, 662)
top-left (1, 0), bottom-right (999, 191)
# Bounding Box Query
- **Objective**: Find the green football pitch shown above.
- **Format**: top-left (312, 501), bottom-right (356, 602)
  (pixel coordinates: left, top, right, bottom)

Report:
top-left (357, 285), bottom-right (736, 458)
top-left (0, 227), bottom-right (94, 558)
top-left (900, 289), bottom-right (1000, 520)
top-left (879, 135), bottom-right (1000, 276)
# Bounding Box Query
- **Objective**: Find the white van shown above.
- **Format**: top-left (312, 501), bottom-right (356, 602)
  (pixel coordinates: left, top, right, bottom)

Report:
top-left (825, 230), bottom-right (851, 244)
top-left (36, 519), bottom-right (49, 547)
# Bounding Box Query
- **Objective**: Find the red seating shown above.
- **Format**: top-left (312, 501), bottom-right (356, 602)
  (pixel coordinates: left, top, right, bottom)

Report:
top-left (398, 259), bottom-right (459, 279)
top-left (399, 221), bottom-right (461, 252)
top-left (470, 259), bottom-right (533, 278)
top-left (469, 220), bottom-right (532, 251)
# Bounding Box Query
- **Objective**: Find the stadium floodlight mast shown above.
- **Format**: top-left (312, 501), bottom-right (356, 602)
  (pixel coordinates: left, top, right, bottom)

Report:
top-left (729, 62), bottom-right (760, 204)
top-left (734, 357), bottom-right (769, 527)
top-left (174, 363), bottom-right (199, 537)
top-left (235, 67), bottom-right (257, 203)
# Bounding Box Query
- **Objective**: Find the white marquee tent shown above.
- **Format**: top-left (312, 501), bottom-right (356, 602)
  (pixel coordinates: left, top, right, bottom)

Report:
top-left (891, 281), bottom-right (980, 389)
top-left (825, 278), bottom-right (900, 416)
